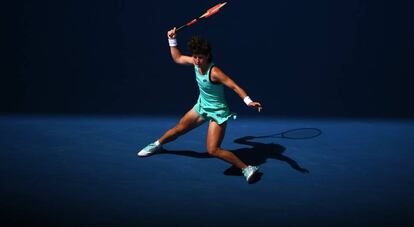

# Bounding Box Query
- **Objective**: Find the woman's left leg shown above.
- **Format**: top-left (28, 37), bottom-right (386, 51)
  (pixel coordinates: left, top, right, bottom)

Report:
top-left (206, 120), bottom-right (248, 169)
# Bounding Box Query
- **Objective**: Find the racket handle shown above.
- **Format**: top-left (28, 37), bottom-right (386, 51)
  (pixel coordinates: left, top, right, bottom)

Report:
top-left (176, 25), bottom-right (186, 32)
top-left (176, 19), bottom-right (198, 32)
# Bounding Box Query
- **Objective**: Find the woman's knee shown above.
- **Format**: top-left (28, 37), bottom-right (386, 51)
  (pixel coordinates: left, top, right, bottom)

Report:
top-left (207, 146), bottom-right (220, 156)
top-left (172, 124), bottom-right (186, 136)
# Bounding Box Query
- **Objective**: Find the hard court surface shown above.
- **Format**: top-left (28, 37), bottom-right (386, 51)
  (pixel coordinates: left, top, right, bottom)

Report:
top-left (1, 115), bottom-right (413, 226)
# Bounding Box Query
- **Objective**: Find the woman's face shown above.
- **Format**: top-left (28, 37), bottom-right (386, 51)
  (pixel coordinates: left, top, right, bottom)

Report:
top-left (192, 54), bottom-right (208, 67)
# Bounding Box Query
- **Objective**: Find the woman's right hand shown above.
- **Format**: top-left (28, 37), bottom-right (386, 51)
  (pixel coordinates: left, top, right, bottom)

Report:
top-left (167, 27), bottom-right (177, 39)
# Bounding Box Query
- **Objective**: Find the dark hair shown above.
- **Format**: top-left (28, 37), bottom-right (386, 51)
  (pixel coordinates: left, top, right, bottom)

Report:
top-left (187, 36), bottom-right (213, 62)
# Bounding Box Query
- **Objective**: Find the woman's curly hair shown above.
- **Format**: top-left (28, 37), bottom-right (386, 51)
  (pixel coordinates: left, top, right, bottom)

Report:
top-left (187, 36), bottom-right (213, 62)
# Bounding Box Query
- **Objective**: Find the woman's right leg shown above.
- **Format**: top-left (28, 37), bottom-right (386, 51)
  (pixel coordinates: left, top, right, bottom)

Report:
top-left (158, 108), bottom-right (205, 145)
top-left (138, 108), bottom-right (204, 157)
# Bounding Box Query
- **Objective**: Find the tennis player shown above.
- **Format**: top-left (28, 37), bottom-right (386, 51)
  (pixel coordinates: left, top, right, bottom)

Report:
top-left (138, 27), bottom-right (263, 183)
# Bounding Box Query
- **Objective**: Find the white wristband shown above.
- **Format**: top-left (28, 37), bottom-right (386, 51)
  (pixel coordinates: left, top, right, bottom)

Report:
top-left (168, 38), bottom-right (177, 47)
top-left (243, 96), bottom-right (253, 105)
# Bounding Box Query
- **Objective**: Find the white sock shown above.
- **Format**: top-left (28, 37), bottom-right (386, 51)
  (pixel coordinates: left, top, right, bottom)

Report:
top-left (154, 140), bottom-right (161, 146)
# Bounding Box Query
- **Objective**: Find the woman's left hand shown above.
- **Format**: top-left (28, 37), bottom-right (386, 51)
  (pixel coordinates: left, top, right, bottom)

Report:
top-left (248, 102), bottom-right (262, 112)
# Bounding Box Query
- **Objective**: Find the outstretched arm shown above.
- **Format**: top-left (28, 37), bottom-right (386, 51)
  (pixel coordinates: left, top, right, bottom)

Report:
top-left (211, 67), bottom-right (263, 112)
top-left (167, 28), bottom-right (193, 65)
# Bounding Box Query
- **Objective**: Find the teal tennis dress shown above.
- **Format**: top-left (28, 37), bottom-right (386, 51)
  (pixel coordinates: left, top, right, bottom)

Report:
top-left (193, 63), bottom-right (237, 125)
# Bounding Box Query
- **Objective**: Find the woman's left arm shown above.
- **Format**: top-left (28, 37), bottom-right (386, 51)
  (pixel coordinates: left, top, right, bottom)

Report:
top-left (211, 67), bottom-right (262, 112)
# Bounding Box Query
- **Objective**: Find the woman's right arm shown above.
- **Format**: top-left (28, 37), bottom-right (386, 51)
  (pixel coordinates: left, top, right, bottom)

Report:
top-left (167, 28), bottom-right (193, 65)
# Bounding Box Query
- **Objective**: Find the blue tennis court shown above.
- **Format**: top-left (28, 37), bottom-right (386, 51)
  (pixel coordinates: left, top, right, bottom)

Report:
top-left (1, 115), bottom-right (413, 226)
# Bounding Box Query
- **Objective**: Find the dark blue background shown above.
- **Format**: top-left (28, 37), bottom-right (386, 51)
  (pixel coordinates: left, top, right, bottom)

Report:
top-left (4, 0), bottom-right (414, 117)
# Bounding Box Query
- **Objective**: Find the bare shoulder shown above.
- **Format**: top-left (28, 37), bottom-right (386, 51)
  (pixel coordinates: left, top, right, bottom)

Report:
top-left (212, 65), bottom-right (232, 80)
top-left (211, 65), bottom-right (235, 85)
top-left (211, 65), bottom-right (225, 76)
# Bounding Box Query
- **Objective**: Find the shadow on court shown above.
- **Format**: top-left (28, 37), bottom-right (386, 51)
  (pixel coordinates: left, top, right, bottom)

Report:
top-left (159, 132), bottom-right (315, 184)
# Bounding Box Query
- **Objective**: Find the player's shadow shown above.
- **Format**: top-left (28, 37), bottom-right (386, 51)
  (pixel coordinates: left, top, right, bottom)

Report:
top-left (160, 135), bottom-right (310, 184)
top-left (223, 136), bottom-right (310, 180)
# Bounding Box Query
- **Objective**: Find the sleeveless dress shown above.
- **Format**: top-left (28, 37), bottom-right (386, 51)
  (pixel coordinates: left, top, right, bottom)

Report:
top-left (192, 63), bottom-right (237, 125)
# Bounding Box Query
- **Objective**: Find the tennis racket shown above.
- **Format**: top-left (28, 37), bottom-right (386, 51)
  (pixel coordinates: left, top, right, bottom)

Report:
top-left (254, 128), bottom-right (322, 140)
top-left (176, 2), bottom-right (228, 32)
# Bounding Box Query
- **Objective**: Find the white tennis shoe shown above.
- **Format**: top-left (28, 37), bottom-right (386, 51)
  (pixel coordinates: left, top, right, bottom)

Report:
top-left (137, 142), bottom-right (162, 157)
top-left (242, 165), bottom-right (260, 183)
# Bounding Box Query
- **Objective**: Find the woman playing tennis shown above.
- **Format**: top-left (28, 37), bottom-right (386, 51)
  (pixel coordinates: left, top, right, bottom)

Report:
top-left (138, 27), bottom-right (263, 183)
